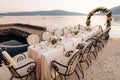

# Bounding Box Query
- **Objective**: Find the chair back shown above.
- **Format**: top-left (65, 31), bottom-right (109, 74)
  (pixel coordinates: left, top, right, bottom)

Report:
top-left (94, 32), bottom-right (103, 41)
top-left (74, 25), bottom-right (78, 31)
top-left (94, 25), bottom-right (103, 34)
top-left (2, 51), bottom-right (36, 79)
top-left (2, 51), bottom-right (23, 78)
top-left (98, 25), bottom-right (103, 32)
top-left (103, 27), bottom-right (111, 36)
top-left (82, 41), bottom-right (93, 54)
top-left (62, 27), bottom-right (71, 36)
top-left (69, 26), bottom-right (74, 32)
top-left (53, 28), bottom-right (62, 37)
top-left (77, 42), bottom-right (93, 64)
top-left (27, 34), bottom-right (40, 46)
top-left (2, 51), bottom-right (17, 68)
top-left (66, 50), bottom-right (80, 75)
top-left (41, 31), bottom-right (51, 41)
top-left (102, 27), bottom-right (111, 41)
top-left (78, 24), bottom-right (81, 30)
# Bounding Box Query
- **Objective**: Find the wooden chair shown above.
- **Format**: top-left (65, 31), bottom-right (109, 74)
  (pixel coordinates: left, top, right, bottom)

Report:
top-left (2, 51), bottom-right (36, 80)
top-left (62, 27), bottom-right (71, 36)
top-left (75, 41), bottom-right (94, 79)
top-left (74, 25), bottom-right (78, 31)
top-left (51, 50), bottom-right (81, 80)
top-left (78, 24), bottom-right (81, 30)
top-left (40, 31), bottom-right (51, 41)
top-left (27, 34), bottom-right (40, 46)
top-left (87, 31), bottom-right (104, 53)
top-left (69, 26), bottom-right (74, 32)
top-left (53, 28), bottom-right (62, 37)
top-left (102, 27), bottom-right (111, 45)
top-left (0, 40), bottom-right (28, 66)
top-left (94, 25), bottom-right (103, 34)
top-left (77, 41), bottom-right (94, 68)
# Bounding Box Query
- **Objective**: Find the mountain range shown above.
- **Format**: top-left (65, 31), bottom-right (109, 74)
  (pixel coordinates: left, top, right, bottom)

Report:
top-left (0, 5), bottom-right (120, 16)
top-left (110, 6), bottom-right (120, 15)
top-left (0, 10), bottom-right (85, 16)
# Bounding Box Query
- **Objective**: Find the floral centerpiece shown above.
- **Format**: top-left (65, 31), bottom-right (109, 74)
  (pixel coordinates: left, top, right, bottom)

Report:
top-left (49, 36), bottom-right (61, 45)
top-left (85, 26), bottom-right (91, 31)
top-left (72, 30), bottom-right (79, 35)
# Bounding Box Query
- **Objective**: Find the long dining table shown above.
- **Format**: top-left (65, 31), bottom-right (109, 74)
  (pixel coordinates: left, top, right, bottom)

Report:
top-left (28, 26), bottom-right (100, 80)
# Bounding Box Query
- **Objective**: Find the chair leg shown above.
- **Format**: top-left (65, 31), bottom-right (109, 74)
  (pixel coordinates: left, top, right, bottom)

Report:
top-left (10, 76), bottom-right (13, 80)
top-left (101, 40), bottom-right (104, 48)
top-left (97, 45), bottom-right (100, 52)
top-left (77, 64), bottom-right (84, 78)
top-left (99, 42), bottom-right (103, 51)
top-left (64, 76), bottom-right (67, 80)
top-left (92, 51), bottom-right (97, 60)
top-left (87, 55), bottom-right (92, 65)
top-left (26, 75), bottom-right (28, 80)
top-left (59, 75), bottom-right (63, 80)
top-left (54, 70), bottom-right (57, 80)
top-left (34, 71), bottom-right (37, 80)
top-left (80, 63), bottom-right (84, 79)
top-left (99, 43), bottom-right (103, 51)
top-left (77, 63), bottom-right (84, 79)
top-left (97, 44), bottom-right (100, 52)
top-left (95, 47), bottom-right (98, 56)
top-left (75, 70), bottom-right (80, 80)
top-left (86, 59), bottom-right (89, 68)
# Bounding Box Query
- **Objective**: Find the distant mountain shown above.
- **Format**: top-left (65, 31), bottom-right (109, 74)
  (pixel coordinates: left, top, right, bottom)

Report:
top-left (0, 10), bottom-right (85, 16)
top-left (110, 6), bottom-right (120, 15)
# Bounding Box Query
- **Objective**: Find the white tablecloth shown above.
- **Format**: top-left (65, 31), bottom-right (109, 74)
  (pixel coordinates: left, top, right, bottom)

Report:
top-left (28, 45), bottom-right (64, 80)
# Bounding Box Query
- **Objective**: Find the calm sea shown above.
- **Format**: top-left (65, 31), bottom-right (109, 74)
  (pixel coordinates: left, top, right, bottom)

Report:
top-left (0, 15), bottom-right (120, 38)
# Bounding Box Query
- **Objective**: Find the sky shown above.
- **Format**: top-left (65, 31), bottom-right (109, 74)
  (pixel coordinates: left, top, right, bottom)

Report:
top-left (0, 0), bottom-right (120, 14)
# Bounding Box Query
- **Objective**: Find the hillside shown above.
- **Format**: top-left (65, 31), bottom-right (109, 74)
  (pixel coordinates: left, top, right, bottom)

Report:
top-left (0, 10), bottom-right (85, 16)
top-left (110, 6), bottom-right (120, 15)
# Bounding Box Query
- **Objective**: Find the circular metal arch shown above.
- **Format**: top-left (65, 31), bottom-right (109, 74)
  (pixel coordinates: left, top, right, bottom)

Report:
top-left (86, 7), bottom-right (112, 29)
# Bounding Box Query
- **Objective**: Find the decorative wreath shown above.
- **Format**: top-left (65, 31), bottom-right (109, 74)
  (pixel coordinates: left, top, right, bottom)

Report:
top-left (86, 7), bottom-right (112, 29)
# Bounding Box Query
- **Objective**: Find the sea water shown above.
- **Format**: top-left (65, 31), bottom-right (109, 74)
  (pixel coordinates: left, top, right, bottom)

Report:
top-left (0, 15), bottom-right (120, 38)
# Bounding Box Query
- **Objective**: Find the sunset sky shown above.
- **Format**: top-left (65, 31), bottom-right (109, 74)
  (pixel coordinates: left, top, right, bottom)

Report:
top-left (0, 0), bottom-right (120, 13)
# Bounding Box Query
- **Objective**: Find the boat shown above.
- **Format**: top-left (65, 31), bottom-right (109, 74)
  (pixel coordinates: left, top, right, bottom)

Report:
top-left (0, 23), bottom-right (46, 64)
